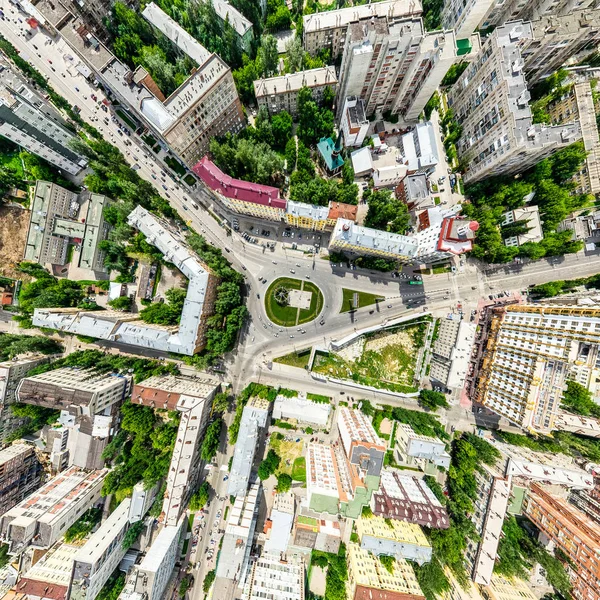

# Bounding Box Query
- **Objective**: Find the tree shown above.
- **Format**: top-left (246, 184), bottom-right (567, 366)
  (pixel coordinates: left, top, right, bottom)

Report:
top-left (233, 55), bottom-right (259, 103)
top-left (203, 570), bottom-right (216, 593)
top-left (271, 111), bottom-right (293, 149)
top-left (296, 86), bottom-right (335, 146)
top-left (140, 287), bottom-right (186, 326)
top-left (190, 482), bottom-right (211, 511)
top-left (212, 392), bottom-right (230, 414)
top-left (257, 35), bottom-right (279, 77)
top-left (561, 380), bottom-right (600, 418)
top-left (418, 389), bottom-right (449, 411)
top-left (364, 190), bottom-right (410, 234)
top-left (285, 37), bottom-right (304, 73)
top-left (276, 473), bottom-right (292, 492)
top-left (121, 520), bottom-right (145, 550)
top-left (201, 419), bottom-right (223, 462)
top-left (64, 507), bottom-right (102, 542)
top-left (258, 449), bottom-right (281, 480)
top-left (108, 295), bottom-right (133, 311)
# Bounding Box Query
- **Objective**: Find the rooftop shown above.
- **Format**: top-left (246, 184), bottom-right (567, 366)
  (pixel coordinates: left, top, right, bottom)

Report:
top-left (18, 541), bottom-right (78, 592)
top-left (0, 444), bottom-right (34, 466)
top-left (133, 374), bottom-right (219, 408)
top-left (247, 552), bottom-right (305, 600)
top-left (338, 407), bottom-right (384, 448)
top-left (356, 515), bottom-right (430, 547)
top-left (317, 137), bottom-right (345, 172)
top-left (212, 0), bottom-right (253, 37)
top-left (254, 66), bottom-right (337, 98)
top-left (286, 200), bottom-right (330, 221)
top-left (401, 122), bottom-right (439, 171)
top-left (138, 517), bottom-right (185, 573)
top-left (192, 156), bottom-right (285, 208)
top-left (327, 202), bottom-right (358, 222)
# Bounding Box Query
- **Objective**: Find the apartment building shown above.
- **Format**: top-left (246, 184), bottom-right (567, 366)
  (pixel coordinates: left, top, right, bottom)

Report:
top-left (394, 423), bottom-right (451, 471)
top-left (0, 466), bottom-right (106, 553)
top-left (246, 552), bottom-right (305, 600)
top-left (24, 181), bottom-right (112, 274)
top-left (0, 445), bottom-right (43, 518)
top-left (193, 156), bottom-right (286, 221)
top-left (0, 355), bottom-right (57, 446)
top-left (474, 304), bottom-right (600, 434)
top-left (264, 492), bottom-right (295, 554)
top-left (547, 80), bottom-right (600, 194)
top-left (355, 515), bottom-right (432, 565)
top-left (447, 22), bottom-right (581, 184)
top-left (306, 442), bottom-right (351, 515)
top-left (484, 573), bottom-right (537, 600)
top-left (212, 0), bottom-right (254, 51)
top-left (501, 205), bottom-right (544, 247)
top-left (524, 483), bottom-right (600, 600)
top-left (371, 468), bottom-right (450, 529)
top-left (0, 58), bottom-right (87, 175)
top-left (285, 201), bottom-right (330, 232)
top-left (218, 478), bottom-right (261, 582)
top-left (254, 67), bottom-right (337, 117)
top-left (346, 542), bottom-right (425, 600)
top-left (303, 0), bottom-right (423, 59)
top-left (133, 375), bottom-right (219, 526)
top-left (228, 397), bottom-right (270, 497)
top-left (33, 206), bottom-right (219, 356)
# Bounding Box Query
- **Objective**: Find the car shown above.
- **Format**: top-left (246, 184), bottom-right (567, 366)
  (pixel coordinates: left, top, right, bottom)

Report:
top-left (223, 475), bottom-right (229, 481)
top-left (369, 310), bottom-right (375, 314)
top-left (387, 304), bottom-right (393, 308)
top-left (290, 269), bottom-right (295, 274)
top-left (256, 293), bottom-right (260, 299)
top-left (306, 275), bottom-right (310, 279)
top-left (242, 265), bottom-right (247, 270)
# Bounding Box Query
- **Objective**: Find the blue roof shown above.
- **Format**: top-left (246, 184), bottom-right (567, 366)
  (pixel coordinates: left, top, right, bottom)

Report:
top-left (317, 137), bottom-right (344, 172)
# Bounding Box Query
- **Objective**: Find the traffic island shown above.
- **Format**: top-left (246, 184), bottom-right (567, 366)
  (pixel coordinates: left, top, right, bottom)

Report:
top-left (264, 277), bottom-right (324, 327)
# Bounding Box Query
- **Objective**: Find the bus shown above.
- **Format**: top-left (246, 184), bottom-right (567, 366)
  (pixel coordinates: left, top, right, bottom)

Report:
top-left (409, 280), bottom-right (423, 285)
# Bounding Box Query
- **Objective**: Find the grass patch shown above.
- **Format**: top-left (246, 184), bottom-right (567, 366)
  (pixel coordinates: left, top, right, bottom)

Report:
top-left (307, 392), bottom-right (330, 404)
top-left (0, 152), bottom-right (24, 178)
top-left (298, 515), bottom-right (318, 527)
top-left (264, 277), bottom-right (323, 327)
top-left (165, 156), bottom-right (186, 177)
top-left (116, 109), bottom-right (137, 130)
top-left (65, 243), bottom-right (75, 264)
top-left (184, 173), bottom-right (197, 186)
top-left (292, 456), bottom-right (306, 482)
top-left (340, 288), bottom-right (384, 313)
top-left (269, 437), bottom-right (304, 477)
top-left (274, 349), bottom-right (312, 369)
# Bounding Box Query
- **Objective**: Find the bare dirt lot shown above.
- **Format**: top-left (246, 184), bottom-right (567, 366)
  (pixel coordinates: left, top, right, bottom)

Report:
top-left (0, 205), bottom-right (29, 279)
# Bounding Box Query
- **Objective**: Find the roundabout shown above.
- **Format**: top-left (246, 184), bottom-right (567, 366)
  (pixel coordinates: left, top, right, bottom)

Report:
top-left (264, 277), bottom-right (324, 327)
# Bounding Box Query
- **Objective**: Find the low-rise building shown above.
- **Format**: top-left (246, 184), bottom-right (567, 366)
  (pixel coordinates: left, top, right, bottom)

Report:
top-left (401, 122), bottom-right (439, 174)
top-left (212, 0), bottom-right (253, 51)
top-left (0, 445), bottom-right (43, 519)
top-left (484, 573), bottom-right (537, 600)
top-left (371, 469), bottom-right (450, 529)
top-left (285, 201), bottom-right (330, 232)
top-left (396, 175), bottom-right (431, 212)
top-left (246, 551), bottom-right (305, 600)
top-left (193, 156), bottom-right (286, 221)
top-left (350, 146), bottom-right (374, 178)
top-left (326, 203), bottom-right (358, 228)
top-left (346, 542), bottom-right (425, 600)
top-left (32, 207), bottom-right (219, 356)
top-left (228, 397), bottom-right (270, 497)
top-left (355, 515), bottom-right (431, 565)
top-left (254, 67), bottom-right (337, 117)
top-left (340, 97), bottom-right (369, 147)
top-left (24, 182), bottom-right (112, 274)
top-left (272, 392), bottom-right (331, 427)
top-left (0, 355), bottom-right (58, 446)
top-left (264, 492), bottom-right (295, 555)
top-left (394, 424), bottom-right (450, 471)
top-left (317, 136), bottom-right (345, 175)
top-left (501, 205), bottom-right (544, 247)
top-left (218, 478), bottom-right (261, 582)
top-left (0, 467), bottom-right (106, 554)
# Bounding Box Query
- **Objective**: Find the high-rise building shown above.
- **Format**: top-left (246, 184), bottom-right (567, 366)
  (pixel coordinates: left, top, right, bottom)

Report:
top-left (524, 483), bottom-right (600, 600)
top-left (32, 207), bottom-right (219, 356)
top-left (254, 67), bottom-right (337, 117)
top-left (0, 354), bottom-right (58, 446)
top-left (447, 22), bottom-right (581, 183)
top-left (0, 57), bottom-right (87, 175)
top-left (132, 375), bottom-right (219, 526)
top-left (246, 552), bottom-right (305, 600)
top-left (0, 444), bottom-right (44, 518)
top-left (346, 542), bottom-right (425, 600)
top-left (474, 304), bottom-right (600, 434)
top-left (0, 466), bottom-right (106, 554)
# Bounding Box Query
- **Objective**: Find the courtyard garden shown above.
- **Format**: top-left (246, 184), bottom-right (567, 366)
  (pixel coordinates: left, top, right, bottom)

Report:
top-left (265, 277), bottom-right (324, 327)
top-left (269, 434), bottom-right (306, 482)
top-left (312, 318), bottom-right (430, 393)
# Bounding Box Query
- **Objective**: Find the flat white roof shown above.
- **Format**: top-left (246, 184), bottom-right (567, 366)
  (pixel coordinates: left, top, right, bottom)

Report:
top-left (213, 0), bottom-right (252, 37)
top-left (254, 66), bottom-right (337, 98)
top-left (139, 517), bottom-right (185, 573)
top-left (351, 146), bottom-right (373, 174)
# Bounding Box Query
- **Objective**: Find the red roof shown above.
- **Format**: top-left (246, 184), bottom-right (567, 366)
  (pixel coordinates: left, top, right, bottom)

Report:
top-left (192, 156), bottom-right (286, 209)
top-left (354, 585), bottom-right (425, 600)
top-left (17, 579), bottom-right (68, 600)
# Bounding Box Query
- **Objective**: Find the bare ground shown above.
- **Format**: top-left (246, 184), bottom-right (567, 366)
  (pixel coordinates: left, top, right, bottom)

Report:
top-left (0, 205), bottom-right (29, 279)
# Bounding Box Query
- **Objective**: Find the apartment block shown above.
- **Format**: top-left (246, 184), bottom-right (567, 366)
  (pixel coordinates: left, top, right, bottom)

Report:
top-left (447, 22), bottom-right (581, 184)
top-left (121, 517), bottom-right (185, 600)
top-left (371, 469), bottom-right (450, 529)
top-left (193, 156), bottom-right (286, 221)
top-left (547, 80), bottom-right (600, 194)
top-left (24, 182), bottom-right (113, 274)
top-left (339, 97), bottom-right (369, 148)
top-left (484, 573), bottom-right (537, 600)
top-left (285, 201), bottom-right (330, 232)
top-left (246, 552), bottom-right (305, 600)
top-left (254, 67), bottom-right (337, 117)
top-left (132, 375), bottom-right (218, 526)
top-left (33, 206), bottom-right (219, 356)
top-left (69, 497), bottom-right (132, 600)
top-left (394, 423), bottom-right (450, 471)
top-left (0, 445), bottom-right (43, 518)
top-left (212, 0), bottom-right (253, 51)
top-left (218, 478), bottom-right (261, 582)
top-left (264, 492), bottom-right (294, 554)
top-left (524, 483), bottom-right (600, 600)
top-left (346, 542), bottom-right (425, 600)
top-left (306, 443), bottom-right (351, 515)
top-left (0, 57), bottom-right (87, 175)
top-left (228, 397), bottom-right (270, 497)
top-left (474, 304), bottom-right (600, 434)
top-left (0, 355), bottom-right (57, 446)
top-left (355, 515), bottom-right (432, 565)
top-left (303, 0), bottom-right (423, 59)
top-left (0, 466), bottom-right (106, 554)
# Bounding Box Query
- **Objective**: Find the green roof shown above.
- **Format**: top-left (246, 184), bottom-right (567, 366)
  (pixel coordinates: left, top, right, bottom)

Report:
top-left (317, 137), bottom-right (344, 172)
top-left (456, 38), bottom-right (473, 56)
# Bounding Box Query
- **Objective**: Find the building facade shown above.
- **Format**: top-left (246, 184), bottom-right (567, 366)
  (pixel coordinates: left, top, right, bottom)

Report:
top-left (394, 423), bottom-right (451, 470)
top-left (447, 22), bottom-right (581, 183)
top-left (212, 0), bottom-right (254, 51)
top-left (0, 445), bottom-right (44, 519)
top-left (339, 97), bottom-right (369, 147)
top-left (254, 67), bottom-right (337, 117)
top-left (246, 552), bottom-right (305, 600)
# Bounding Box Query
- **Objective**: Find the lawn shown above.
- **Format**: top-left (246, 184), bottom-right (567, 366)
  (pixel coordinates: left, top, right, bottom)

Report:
top-left (183, 173), bottom-right (197, 186)
top-left (165, 155), bottom-right (186, 176)
top-left (116, 109), bottom-right (138, 130)
top-left (340, 288), bottom-right (385, 313)
top-left (292, 457), bottom-right (306, 482)
top-left (274, 349), bottom-right (312, 369)
top-left (269, 437), bottom-right (304, 477)
top-left (0, 152), bottom-right (24, 179)
top-left (265, 277), bottom-right (323, 327)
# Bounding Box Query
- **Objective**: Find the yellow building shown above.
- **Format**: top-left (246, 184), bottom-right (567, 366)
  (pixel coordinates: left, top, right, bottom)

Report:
top-left (437, 568), bottom-right (483, 600)
top-left (346, 542), bottom-right (425, 600)
top-left (483, 574), bottom-right (537, 600)
top-left (285, 200), bottom-right (329, 231)
top-left (355, 515), bottom-right (431, 565)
